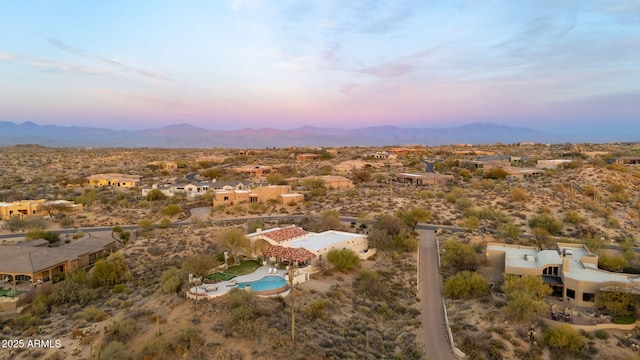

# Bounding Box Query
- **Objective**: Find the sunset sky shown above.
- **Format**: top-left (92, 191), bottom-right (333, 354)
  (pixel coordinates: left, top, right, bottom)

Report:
top-left (1, 1), bottom-right (639, 136)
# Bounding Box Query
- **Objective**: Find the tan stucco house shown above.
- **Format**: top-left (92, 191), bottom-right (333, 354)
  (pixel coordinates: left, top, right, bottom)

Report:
top-left (486, 243), bottom-right (640, 307)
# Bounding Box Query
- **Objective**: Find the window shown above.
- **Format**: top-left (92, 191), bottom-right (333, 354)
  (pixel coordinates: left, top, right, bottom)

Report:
top-left (543, 266), bottom-right (559, 276)
top-left (582, 293), bottom-right (595, 302)
top-left (566, 289), bottom-right (575, 299)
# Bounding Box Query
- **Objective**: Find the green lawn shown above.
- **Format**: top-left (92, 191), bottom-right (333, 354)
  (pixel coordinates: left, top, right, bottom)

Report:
top-left (225, 260), bottom-right (262, 275)
top-left (612, 314), bottom-right (636, 324)
top-left (205, 272), bottom-right (236, 281)
top-left (0, 289), bottom-right (21, 297)
top-left (205, 260), bottom-right (263, 281)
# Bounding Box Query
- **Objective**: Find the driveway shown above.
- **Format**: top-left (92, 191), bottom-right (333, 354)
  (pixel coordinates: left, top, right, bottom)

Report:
top-left (418, 229), bottom-right (457, 360)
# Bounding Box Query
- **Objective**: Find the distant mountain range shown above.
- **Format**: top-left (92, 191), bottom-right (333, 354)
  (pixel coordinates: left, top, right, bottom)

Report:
top-left (0, 121), bottom-right (610, 148)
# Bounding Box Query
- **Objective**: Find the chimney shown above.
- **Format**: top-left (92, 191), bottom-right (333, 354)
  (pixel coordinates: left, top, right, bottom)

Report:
top-left (562, 257), bottom-right (570, 273)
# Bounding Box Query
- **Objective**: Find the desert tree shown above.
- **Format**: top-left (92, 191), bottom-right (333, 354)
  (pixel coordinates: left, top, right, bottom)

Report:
top-left (502, 274), bottom-right (551, 323)
top-left (326, 248), bottom-right (360, 272)
top-left (397, 207), bottom-right (432, 231)
top-left (443, 271), bottom-right (490, 299)
top-left (595, 282), bottom-right (640, 318)
top-left (222, 228), bottom-right (251, 264)
top-left (543, 324), bottom-right (585, 357)
top-left (441, 239), bottom-right (479, 272)
top-left (182, 253), bottom-right (217, 278)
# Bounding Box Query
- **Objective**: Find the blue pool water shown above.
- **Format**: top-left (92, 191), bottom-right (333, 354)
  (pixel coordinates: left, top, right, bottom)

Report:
top-left (237, 275), bottom-right (287, 291)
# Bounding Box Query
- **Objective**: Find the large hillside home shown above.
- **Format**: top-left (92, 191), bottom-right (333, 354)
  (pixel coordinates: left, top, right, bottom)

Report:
top-left (212, 185), bottom-right (303, 207)
top-left (0, 199), bottom-right (82, 221)
top-left (141, 182), bottom-right (214, 199)
top-left (235, 165), bottom-right (273, 177)
top-left (85, 173), bottom-right (141, 187)
top-left (395, 172), bottom-right (453, 186)
top-left (486, 243), bottom-right (640, 308)
top-left (0, 235), bottom-right (116, 290)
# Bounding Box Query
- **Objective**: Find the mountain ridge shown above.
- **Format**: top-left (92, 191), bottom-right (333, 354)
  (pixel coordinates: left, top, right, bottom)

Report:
top-left (0, 120), bottom-right (631, 148)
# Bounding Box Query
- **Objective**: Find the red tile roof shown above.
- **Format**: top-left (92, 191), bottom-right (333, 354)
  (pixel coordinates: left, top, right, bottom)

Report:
top-left (263, 226), bottom-right (308, 243)
top-left (263, 245), bottom-right (316, 263)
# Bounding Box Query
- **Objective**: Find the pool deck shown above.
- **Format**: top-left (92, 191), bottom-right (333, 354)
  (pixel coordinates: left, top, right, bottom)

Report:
top-left (187, 265), bottom-right (287, 300)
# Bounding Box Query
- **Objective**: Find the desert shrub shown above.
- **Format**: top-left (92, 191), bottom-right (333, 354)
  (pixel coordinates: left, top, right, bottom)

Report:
top-left (353, 269), bottom-right (385, 301)
top-left (138, 218), bottom-right (155, 232)
top-left (441, 239), bottom-right (478, 272)
top-left (113, 284), bottom-right (131, 294)
top-left (174, 325), bottom-right (205, 351)
top-left (158, 217), bottom-right (172, 228)
top-left (598, 254), bottom-right (628, 272)
top-left (105, 318), bottom-right (140, 343)
top-left (50, 274), bottom-right (98, 304)
top-left (564, 210), bottom-right (584, 225)
top-left (510, 188), bottom-right (530, 202)
top-left (160, 204), bottom-right (182, 216)
top-left (444, 271), bottom-right (490, 299)
top-left (528, 213), bottom-right (563, 235)
top-left (327, 249), bottom-right (360, 272)
top-left (484, 168), bottom-right (508, 180)
top-left (302, 298), bottom-right (328, 320)
top-left (90, 253), bottom-right (130, 288)
top-left (496, 222), bottom-right (522, 241)
top-left (160, 267), bottom-right (183, 294)
top-left (75, 305), bottom-right (108, 322)
top-left (593, 329), bottom-right (609, 340)
top-left (503, 274), bottom-right (551, 322)
top-left (101, 341), bottom-right (128, 360)
top-left (604, 217), bottom-right (620, 229)
top-left (543, 324), bottom-right (584, 357)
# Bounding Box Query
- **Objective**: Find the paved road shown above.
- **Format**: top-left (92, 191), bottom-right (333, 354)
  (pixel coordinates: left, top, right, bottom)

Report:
top-left (418, 229), bottom-right (457, 360)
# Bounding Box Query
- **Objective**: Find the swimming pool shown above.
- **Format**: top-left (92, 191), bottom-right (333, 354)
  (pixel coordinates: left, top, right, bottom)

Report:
top-left (237, 275), bottom-right (288, 294)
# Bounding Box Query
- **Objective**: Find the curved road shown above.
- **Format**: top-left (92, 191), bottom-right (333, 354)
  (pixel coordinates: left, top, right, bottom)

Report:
top-left (418, 229), bottom-right (457, 360)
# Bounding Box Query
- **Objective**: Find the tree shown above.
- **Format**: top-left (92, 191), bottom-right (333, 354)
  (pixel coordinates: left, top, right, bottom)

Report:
top-left (353, 269), bottom-right (385, 300)
top-left (460, 215), bottom-right (480, 232)
top-left (266, 173), bottom-right (286, 185)
top-left (443, 271), bottom-right (490, 299)
top-left (543, 324), bottom-right (584, 357)
top-left (509, 187), bottom-right (530, 202)
top-left (595, 282), bottom-right (639, 317)
top-left (90, 252), bottom-right (130, 288)
top-left (496, 222), bottom-right (522, 241)
top-left (160, 204), bottom-right (182, 216)
top-left (4, 216), bottom-right (26, 232)
top-left (42, 202), bottom-right (72, 218)
top-left (529, 213), bottom-right (563, 236)
top-left (441, 239), bottom-right (478, 272)
top-left (502, 274), bottom-right (551, 322)
top-left (397, 207), bottom-right (432, 231)
top-left (327, 249), bottom-right (360, 272)
top-left (160, 267), bottom-right (183, 294)
top-left (598, 254), bottom-right (628, 272)
top-left (138, 218), bottom-right (155, 232)
top-left (484, 168), bottom-right (508, 180)
top-left (222, 228), bottom-right (250, 264)
top-left (182, 253), bottom-right (217, 278)
top-left (146, 189), bottom-right (167, 201)
top-left (351, 169), bottom-right (372, 184)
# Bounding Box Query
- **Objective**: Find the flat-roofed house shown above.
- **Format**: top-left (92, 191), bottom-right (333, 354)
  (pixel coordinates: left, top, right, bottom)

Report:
top-left (235, 165), bottom-right (273, 177)
top-left (248, 225), bottom-right (372, 270)
top-left (212, 185), bottom-right (303, 206)
top-left (395, 172), bottom-right (453, 186)
top-left (0, 199), bottom-right (82, 221)
top-left (486, 243), bottom-right (640, 307)
top-left (86, 173), bottom-right (141, 187)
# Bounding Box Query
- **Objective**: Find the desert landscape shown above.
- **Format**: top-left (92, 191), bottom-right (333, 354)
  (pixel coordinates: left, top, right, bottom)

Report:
top-left (1, 142), bottom-right (639, 360)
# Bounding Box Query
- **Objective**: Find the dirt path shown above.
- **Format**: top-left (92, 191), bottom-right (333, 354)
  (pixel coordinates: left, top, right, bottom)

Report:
top-left (417, 229), bottom-right (457, 360)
